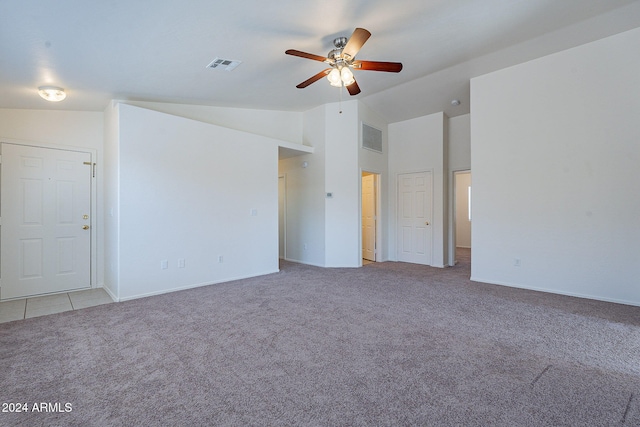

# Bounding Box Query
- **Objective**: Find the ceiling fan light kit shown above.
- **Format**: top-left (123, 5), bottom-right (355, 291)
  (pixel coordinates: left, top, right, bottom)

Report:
top-left (286, 28), bottom-right (403, 96)
top-left (327, 68), bottom-right (342, 87)
top-left (340, 67), bottom-right (355, 85)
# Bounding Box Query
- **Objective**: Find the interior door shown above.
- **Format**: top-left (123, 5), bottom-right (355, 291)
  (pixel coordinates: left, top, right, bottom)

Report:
top-left (362, 174), bottom-right (376, 261)
top-left (1, 143), bottom-right (92, 299)
top-left (397, 171), bottom-right (432, 265)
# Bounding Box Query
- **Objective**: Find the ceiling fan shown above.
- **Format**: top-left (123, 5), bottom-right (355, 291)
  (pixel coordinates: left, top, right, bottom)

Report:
top-left (285, 28), bottom-right (403, 96)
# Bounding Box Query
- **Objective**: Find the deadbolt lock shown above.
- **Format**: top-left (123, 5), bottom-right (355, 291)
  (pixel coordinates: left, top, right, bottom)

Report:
top-left (83, 214), bottom-right (89, 220)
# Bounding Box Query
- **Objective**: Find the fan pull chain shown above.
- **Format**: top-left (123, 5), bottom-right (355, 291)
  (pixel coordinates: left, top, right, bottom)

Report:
top-left (339, 83), bottom-right (343, 114)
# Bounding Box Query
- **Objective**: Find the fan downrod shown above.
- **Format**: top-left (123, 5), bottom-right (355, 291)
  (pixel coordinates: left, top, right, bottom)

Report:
top-left (333, 37), bottom-right (348, 48)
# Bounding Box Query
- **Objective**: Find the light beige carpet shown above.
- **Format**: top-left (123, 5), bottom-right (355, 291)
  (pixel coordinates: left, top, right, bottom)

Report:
top-left (1, 251), bottom-right (639, 426)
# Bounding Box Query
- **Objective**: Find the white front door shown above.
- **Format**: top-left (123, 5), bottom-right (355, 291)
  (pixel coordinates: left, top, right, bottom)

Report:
top-left (397, 171), bottom-right (432, 265)
top-left (1, 143), bottom-right (92, 300)
top-left (362, 174), bottom-right (376, 261)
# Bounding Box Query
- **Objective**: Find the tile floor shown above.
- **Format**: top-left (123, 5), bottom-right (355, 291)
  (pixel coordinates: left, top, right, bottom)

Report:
top-left (0, 288), bottom-right (114, 324)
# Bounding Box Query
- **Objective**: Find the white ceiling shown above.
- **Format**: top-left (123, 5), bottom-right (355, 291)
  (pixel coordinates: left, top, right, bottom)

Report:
top-left (2, 0), bottom-right (640, 123)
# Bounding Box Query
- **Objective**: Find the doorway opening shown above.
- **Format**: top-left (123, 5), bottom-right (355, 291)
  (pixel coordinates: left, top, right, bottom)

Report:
top-left (361, 171), bottom-right (380, 265)
top-left (453, 170), bottom-right (471, 267)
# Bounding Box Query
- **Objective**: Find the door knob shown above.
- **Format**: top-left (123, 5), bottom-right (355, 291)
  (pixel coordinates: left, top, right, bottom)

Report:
top-left (82, 225), bottom-right (90, 230)
top-left (425, 221), bottom-right (430, 225)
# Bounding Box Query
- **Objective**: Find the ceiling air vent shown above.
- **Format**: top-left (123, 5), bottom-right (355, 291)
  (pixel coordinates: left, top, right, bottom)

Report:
top-left (206, 57), bottom-right (242, 71)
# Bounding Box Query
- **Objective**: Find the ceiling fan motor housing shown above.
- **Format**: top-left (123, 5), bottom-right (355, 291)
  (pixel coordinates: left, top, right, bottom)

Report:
top-left (328, 48), bottom-right (343, 62)
top-left (329, 37), bottom-right (349, 65)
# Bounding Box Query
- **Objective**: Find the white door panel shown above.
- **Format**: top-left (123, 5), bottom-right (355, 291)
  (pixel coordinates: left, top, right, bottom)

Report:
top-left (397, 171), bottom-right (432, 265)
top-left (1, 143), bottom-right (92, 299)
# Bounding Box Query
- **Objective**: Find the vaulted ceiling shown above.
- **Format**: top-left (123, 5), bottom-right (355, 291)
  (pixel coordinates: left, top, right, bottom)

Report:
top-left (2, 0), bottom-right (639, 123)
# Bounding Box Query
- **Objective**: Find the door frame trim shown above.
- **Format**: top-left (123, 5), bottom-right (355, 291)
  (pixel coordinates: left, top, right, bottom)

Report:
top-left (278, 174), bottom-right (287, 261)
top-left (0, 138), bottom-right (98, 294)
top-left (359, 169), bottom-right (382, 266)
top-left (451, 169), bottom-right (471, 266)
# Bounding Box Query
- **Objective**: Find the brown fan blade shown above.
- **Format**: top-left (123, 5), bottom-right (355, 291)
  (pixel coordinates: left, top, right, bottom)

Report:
top-left (285, 49), bottom-right (328, 62)
top-left (346, 79), bottom-right (361, 96)
top-left (352, 60), bottom-right (403, 73)
top-left (296, 68), bottom-right (332, 88)
top-left (342, 28), bottom-right (371, 60)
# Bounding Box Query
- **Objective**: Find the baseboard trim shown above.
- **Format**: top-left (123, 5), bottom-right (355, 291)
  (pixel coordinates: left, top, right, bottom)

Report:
top-left (470, 276), bottom-right (640, 308)
top-left (283, 257), bottom-right (325, 268)
top-left (118, 269), bottom-right (279, 302)
top-left (102, 285), bottom-right (118, 303)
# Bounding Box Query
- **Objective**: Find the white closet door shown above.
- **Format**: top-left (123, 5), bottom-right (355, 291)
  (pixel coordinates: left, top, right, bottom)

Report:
top-left (397, 171), bottom-right (432, 265)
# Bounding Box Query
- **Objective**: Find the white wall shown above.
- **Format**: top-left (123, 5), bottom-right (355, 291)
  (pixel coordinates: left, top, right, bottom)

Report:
top-left (455, 172), bottom-right (472, 248)
top-left (324, 101), bottom-right (360, 267)
top-left (359, 101), bottom-right (389, 261)
top-left (0, 108), bottom-right (105, 287)
top-left (126, 101), bottom-right (304, 145)
top-left (112, 103), bottom-right (279, 300)
top-left (448, 114), bottom-right (471, 263)
top-left (389, 112), bottom-right (448, 267)
top-left (471, 27), bottom-right (640, 306)
top-left (103, 102), bottom-right (120, 299)
top-left (279, 100), bottom-right (375, 268)
top-left (278, 105), bottom-right (327, 266)
top-left (448, 114), bottom-right (471, 173)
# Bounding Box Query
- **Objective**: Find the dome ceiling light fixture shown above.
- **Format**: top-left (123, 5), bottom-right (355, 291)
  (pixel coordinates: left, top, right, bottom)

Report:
top-left (38, 86), bottom-right (67, 102)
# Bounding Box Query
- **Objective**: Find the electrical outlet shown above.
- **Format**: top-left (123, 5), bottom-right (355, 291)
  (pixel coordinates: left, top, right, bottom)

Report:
top-left (514, 258), bottom-right (521, 267)
top-left (218, 255), bottom-right (224, 263)
top-left (178, 259), bottom-right (185, 268)
top-left (161, 260), bottom-right (168, 270)
top-left (303, 243), bottom-right (307, 251)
